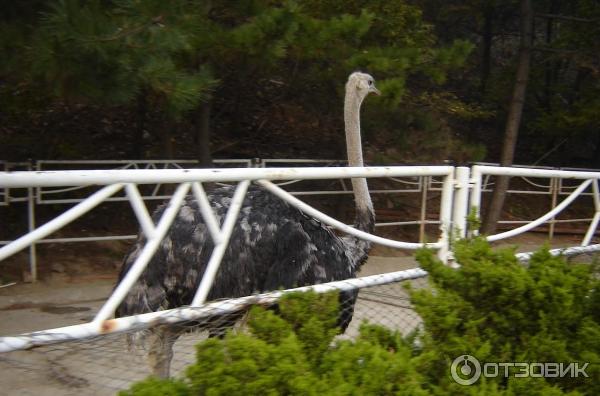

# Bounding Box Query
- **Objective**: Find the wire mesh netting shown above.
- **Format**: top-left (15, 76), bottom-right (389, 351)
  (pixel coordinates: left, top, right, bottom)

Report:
top-left (0, 274), bottom-right (428, 396)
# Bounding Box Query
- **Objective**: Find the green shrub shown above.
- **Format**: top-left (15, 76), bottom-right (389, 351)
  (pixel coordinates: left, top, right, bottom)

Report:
top-left (119, 377), bottom-right (190, 396)
top-left (411, 237), bottom-right (599, 394)
top-left (121, 239), bottom-right (599, 395)
top-left (120, 291), bottom-right (426, 395)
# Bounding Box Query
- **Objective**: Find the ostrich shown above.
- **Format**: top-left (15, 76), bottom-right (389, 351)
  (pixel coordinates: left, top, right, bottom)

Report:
top-left (116, 72), bottom-right (380, 378)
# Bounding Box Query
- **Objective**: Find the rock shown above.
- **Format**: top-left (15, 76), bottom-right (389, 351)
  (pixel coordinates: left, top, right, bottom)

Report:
top-left (22, 270), bottom-right (33, 283)
top-left (51, 262), bottom-right (66, 273)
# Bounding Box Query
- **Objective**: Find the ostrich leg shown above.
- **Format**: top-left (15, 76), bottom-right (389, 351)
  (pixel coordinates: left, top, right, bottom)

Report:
top-left (148, 327), bottom-right (180, 378)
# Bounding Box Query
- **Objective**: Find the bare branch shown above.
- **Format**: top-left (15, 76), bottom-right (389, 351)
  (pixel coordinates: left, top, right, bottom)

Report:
top-left (533, 46), bottom-right (581, 55)
top-left (535, 13), bottom-right (600, 23)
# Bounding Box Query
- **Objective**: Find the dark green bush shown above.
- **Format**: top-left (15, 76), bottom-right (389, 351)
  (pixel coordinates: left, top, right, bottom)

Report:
top-left (121, 239), bottom-right (599, 395)
top-left (411, 238), bottom-right (599, 394)
top-left (120, 291), bottom-right (426, 395)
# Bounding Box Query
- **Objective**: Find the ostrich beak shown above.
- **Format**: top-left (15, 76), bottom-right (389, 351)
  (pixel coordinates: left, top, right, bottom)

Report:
top-left (370, 86), bottom-right (381, 96)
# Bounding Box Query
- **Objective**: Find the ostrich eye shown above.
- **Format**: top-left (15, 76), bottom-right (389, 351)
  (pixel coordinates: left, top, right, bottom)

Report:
top-left (368, 80), bottom-right (373, 86)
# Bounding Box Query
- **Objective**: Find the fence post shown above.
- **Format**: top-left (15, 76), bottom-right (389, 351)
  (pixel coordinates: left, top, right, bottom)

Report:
top-left (469, 166), bottom-right (483, 236)
top-left (437, 170), bottom-right (454, 263)
top-left (582, 179), bottom-right (600, 246)
top-left (27, 186), bottom-right (37, 282)
top-left (549, 177), bottom-right (558, 240)
top-left (452, 167), bottom-right (471, 239)
top-left (419, 176), bottom-right (429, 243)
top-left (28, 159), bottom-right (38, 282)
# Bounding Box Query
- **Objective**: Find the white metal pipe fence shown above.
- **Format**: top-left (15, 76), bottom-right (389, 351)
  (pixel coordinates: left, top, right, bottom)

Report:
top-left (0, 159), bottom-right (449, 281)
top-left (1, 164), bottom-right (453, 354)
top-left (470, 165), bottom-right (600, 249)
top-left (0, 162), bottom-right (599, 396)
top-left (471, 163), bottom-right (600, 235)
top-left (0, 268), bottom-right (428, 353)
top-left (0, 163), bottom-right (599, 357)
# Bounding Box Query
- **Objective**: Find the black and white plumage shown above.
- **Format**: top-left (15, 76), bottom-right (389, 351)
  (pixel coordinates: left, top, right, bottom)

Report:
top-left (116, 72), bottom-right (380, 378)
top-left (117, 185), bottom-right (372, 325)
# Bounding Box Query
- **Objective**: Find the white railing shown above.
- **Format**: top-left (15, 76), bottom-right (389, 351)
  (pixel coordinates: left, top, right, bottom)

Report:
top-left (0, 268), bottom-right (428, 352)
top-left (470, 165), bottom-right (600, 254)
top-left (0, 165), bottom-right (453, 352)
top-left (34, 159), bottom-right (253, 204)
top-left (472, 162), bottom-right (600, 238)
top-left (0, 159), bottom-right (447, 280)
top-left (0, 164), bottom-right (599, 353)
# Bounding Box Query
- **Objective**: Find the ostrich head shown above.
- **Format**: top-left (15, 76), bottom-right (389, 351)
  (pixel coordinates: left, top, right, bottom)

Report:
top-left (346, 72), bottom-right (381, 101)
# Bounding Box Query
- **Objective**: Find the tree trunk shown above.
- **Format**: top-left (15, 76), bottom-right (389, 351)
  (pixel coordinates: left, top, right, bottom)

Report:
top-left (195, 101), bottom-right (213, 167)
top-left (482, 0), bottom-right (533, 234)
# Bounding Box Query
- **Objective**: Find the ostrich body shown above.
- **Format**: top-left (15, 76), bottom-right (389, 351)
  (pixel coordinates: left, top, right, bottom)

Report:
top-left (116, 72), bottom-right (380, 377)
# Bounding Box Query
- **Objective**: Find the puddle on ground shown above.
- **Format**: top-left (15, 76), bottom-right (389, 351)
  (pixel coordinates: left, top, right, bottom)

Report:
top-left (2, 301), bottom-right (98, 313)
top-left (39, 305), bottom-right (91, 314)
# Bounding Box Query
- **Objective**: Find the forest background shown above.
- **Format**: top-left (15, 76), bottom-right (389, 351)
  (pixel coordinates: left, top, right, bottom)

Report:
top-left (1, 0), bottom-right (600, 231)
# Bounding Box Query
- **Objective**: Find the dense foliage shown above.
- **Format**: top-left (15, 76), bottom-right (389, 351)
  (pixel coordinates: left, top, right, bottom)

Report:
top-left (1, 0), bottom-right (475, 162)
top-left (2, 1), bottom-right (599, 165)
top-left (414, 0), bottom-right (600, 167)
top-left (120, 291), bottom-right (427, 396)
top-left (412, 238), bottom-right (600, 394)
top-left (121, 239), bottom-right (600, 395)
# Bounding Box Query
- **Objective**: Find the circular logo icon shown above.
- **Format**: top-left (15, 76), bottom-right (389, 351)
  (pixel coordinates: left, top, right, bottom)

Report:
top-left (451, 355), bottom-right (481, 385)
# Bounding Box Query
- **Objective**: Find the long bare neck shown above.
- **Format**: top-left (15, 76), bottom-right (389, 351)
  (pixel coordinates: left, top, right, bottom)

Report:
top-left (344, 84), bottom-right (375, 235)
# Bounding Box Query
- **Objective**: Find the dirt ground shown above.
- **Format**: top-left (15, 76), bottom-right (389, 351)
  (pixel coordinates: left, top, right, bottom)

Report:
top-left (0, 233), bottom-right (594, 395)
